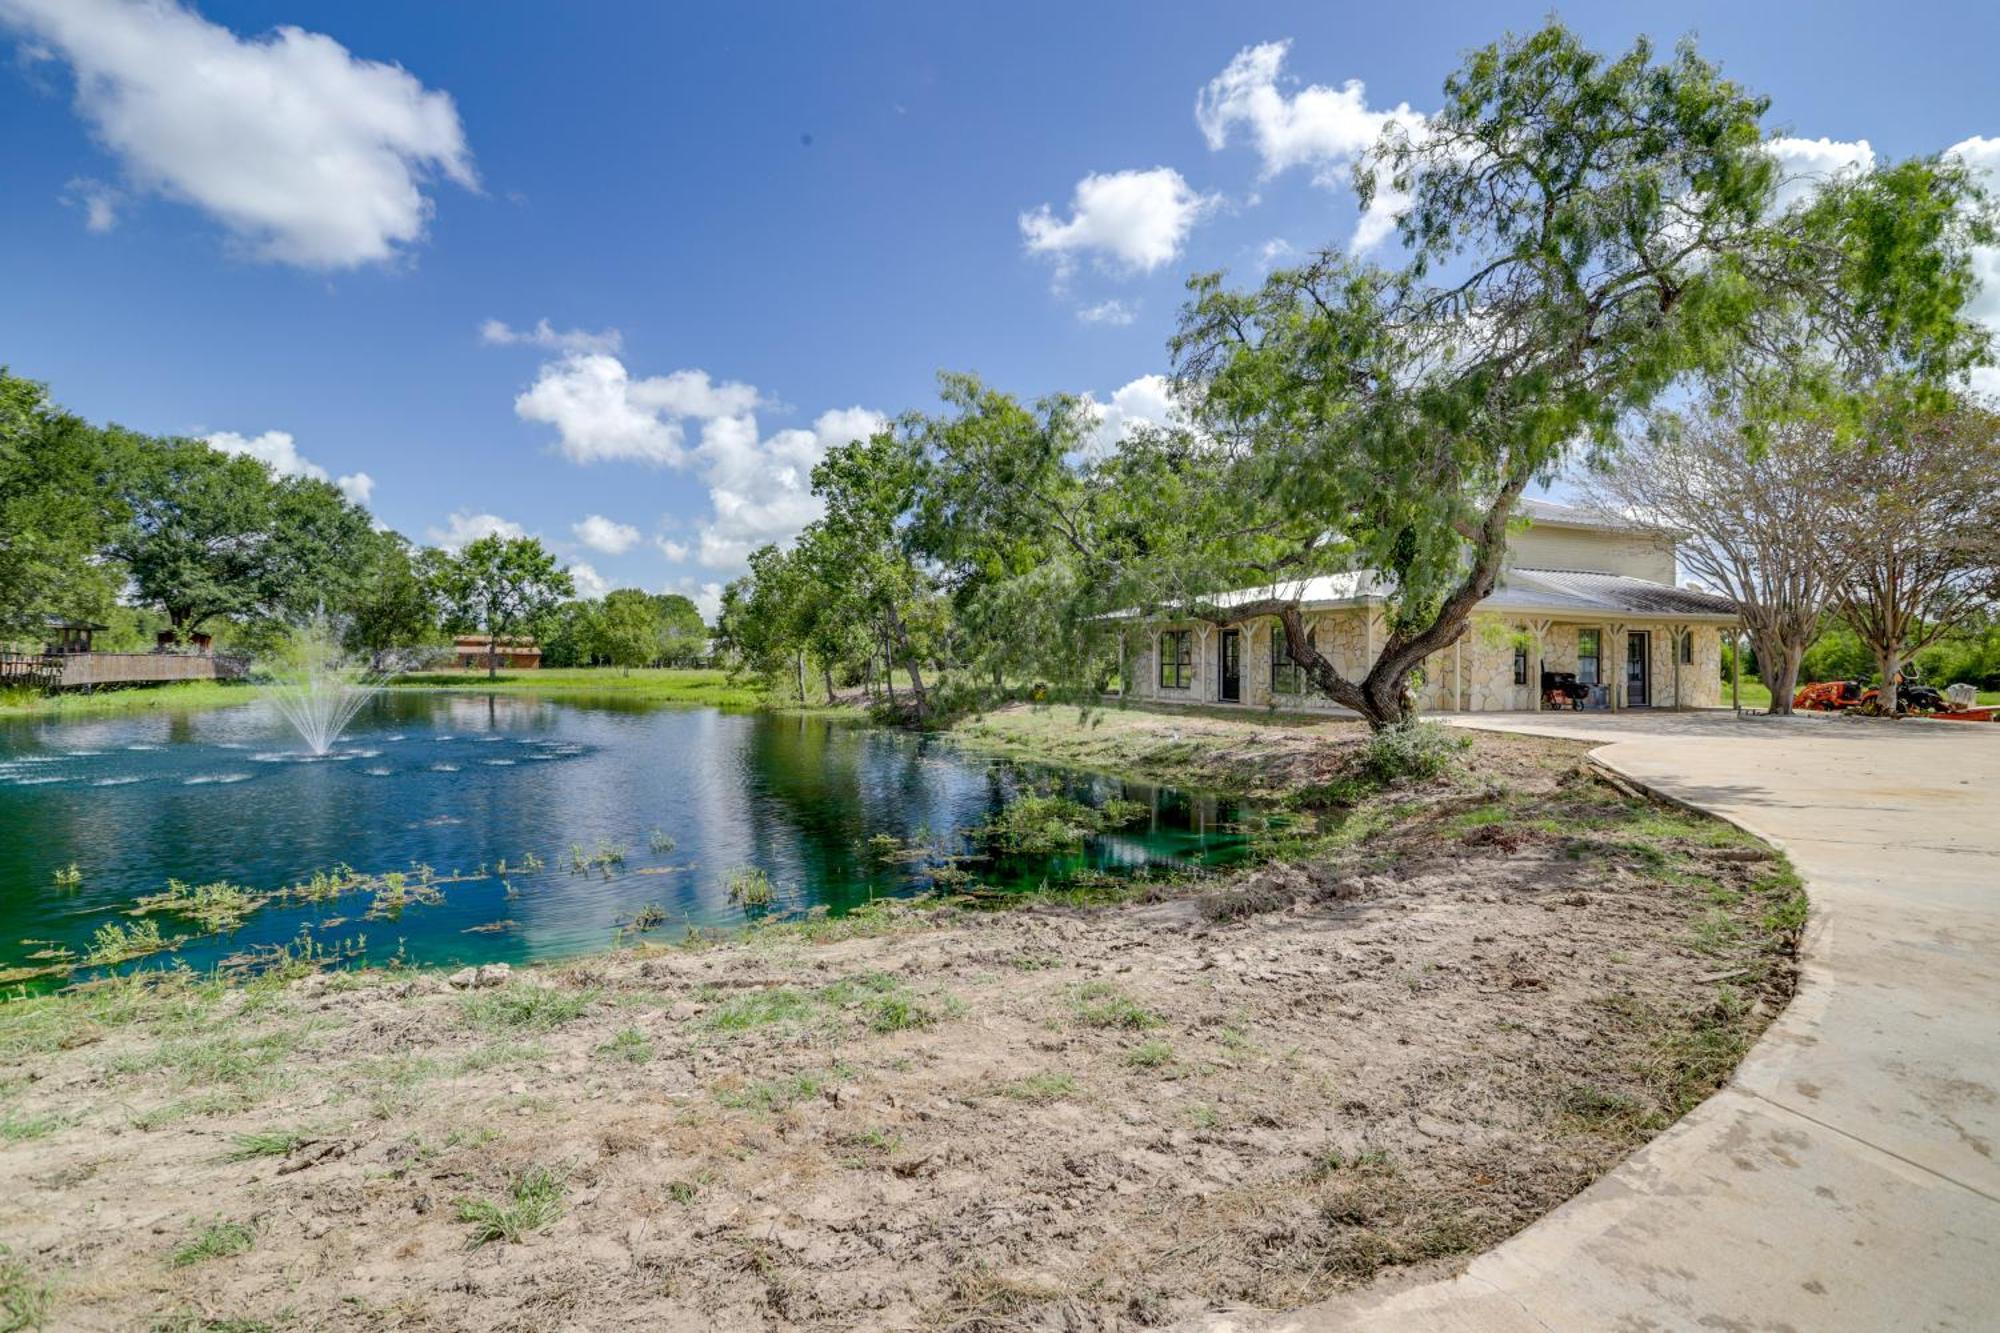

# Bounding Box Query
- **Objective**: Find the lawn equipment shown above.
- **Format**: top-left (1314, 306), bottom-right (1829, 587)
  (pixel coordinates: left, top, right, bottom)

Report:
top-left (1541, 669), bottom-right (1589, 711)
top-left (1793, 679), bottom-right (1864, 711)
top-left (1794, 675), bottom-right (1948, 714)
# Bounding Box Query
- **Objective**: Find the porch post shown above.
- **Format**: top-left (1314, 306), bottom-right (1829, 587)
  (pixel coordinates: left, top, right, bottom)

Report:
top-left (1195, 623), bottom-right (1213, 703)
top-left (1116, 635), bottom-right (1126, 697)
top-left (1732, 626), bottom-right (1742, 715)
top-left (1608, 622), bottom-right (1624, 712)
top-left (1528, 619), bottom-right (1550, 711)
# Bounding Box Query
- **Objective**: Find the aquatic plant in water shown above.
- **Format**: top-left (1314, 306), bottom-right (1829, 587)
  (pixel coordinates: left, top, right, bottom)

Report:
top-left (725, 866), bottom-right (775, 906)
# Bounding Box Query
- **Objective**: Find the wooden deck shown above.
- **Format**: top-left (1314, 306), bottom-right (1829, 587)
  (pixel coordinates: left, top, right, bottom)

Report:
top-left (0, 651), bottom-right (251, 692)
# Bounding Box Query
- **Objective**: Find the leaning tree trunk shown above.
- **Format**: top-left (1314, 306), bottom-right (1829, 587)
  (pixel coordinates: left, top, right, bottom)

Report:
top-left (823, 663), bottom-right (837, 706)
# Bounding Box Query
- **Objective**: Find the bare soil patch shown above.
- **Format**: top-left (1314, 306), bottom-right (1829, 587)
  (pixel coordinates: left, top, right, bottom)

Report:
top-left (0, 709), bottom-right (1801, 1331)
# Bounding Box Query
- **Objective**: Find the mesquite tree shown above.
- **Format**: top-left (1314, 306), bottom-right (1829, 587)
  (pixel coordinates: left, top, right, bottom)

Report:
top-left (1164, 23), bottom-right (1983, 729)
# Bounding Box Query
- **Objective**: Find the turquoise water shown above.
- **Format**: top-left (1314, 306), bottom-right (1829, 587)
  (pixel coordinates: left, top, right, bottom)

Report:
top-left (0, 693), bottom-right (1253, 985)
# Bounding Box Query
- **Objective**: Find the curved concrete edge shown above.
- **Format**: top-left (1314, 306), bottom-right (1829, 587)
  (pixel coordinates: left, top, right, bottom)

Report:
top-left (1189, 713), bottom-right (2000, 1333)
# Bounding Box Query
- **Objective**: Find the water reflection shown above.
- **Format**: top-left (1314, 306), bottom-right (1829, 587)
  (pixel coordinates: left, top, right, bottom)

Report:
top-left (0, 693), bottom-right (1256, 981)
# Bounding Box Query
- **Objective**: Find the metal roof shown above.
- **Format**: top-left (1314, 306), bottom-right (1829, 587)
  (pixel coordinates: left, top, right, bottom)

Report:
top-left (1484, 569), bottom-right (1739, 619)
top-left (1137, 566), bottom-right (1737, 622)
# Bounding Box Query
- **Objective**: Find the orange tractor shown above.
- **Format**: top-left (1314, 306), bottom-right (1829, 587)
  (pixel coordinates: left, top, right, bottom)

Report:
top-left (1793, 675), bottom-right (1949, 714)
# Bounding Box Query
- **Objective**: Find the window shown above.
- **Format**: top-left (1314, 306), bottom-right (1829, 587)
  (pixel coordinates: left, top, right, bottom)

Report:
top-left (1513, 642), bottom-right (1528, 686)
top-left (1577, 628), bottom-right (1601, 685)
top-left (1680, 632), bottom-right (1694, 664)
top-left (1270, 623), bottom-right (1316, 694)
top-left (1158, 630), bottom-right (1192, 690)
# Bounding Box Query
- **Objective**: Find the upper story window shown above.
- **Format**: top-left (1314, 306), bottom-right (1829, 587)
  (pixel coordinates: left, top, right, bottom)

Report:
top-left (1158, 630), bottom-right (1192, 690)
top-left (1270, 623), bottom-right (1314, 694)
top-left (1577, 628), bottom-right (1602, 684)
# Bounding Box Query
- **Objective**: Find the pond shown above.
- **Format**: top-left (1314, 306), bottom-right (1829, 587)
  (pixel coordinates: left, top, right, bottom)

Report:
top-left (0, 692), bottom-right (1257, 987)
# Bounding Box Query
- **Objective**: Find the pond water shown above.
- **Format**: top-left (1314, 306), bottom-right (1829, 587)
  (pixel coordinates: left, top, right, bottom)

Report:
top-left (0, 692), bottom-right (1255, 986)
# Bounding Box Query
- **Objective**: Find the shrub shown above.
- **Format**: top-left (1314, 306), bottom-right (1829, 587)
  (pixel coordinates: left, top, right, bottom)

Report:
top-left (1359, 721), bottom-right (1467, 785)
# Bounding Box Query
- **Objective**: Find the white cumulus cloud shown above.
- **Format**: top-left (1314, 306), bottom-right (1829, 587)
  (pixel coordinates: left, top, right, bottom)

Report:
top-left (480, 318), bottom-right (621, 355)
top-left (509, 346), bottom-right (885, 574)
top-left (1767, 136), bottom-right (1877, 213)
top-left (427, 510), bottom-right (524, 551)
top-left (693, 405), bottom-right (887, 569)
top-left (566, 561), bottom-right (611, 599)
top-left (1076, 298), bottom-right (1136, 326)
top-left (571, 513), bottom-right (640, 555)
top-left (514, 353), bottom-right (761, 466)
top-left (1020, 167), bottom-right (1217, 277)
top-left (1195, 39), bottom-right (1423, 253)
top-left (1080, 373), bottom-right (1187, 458)
top-left (0, 0), bottom-right (475, 268)
top-left (204, 428), bottom-right (374, 506)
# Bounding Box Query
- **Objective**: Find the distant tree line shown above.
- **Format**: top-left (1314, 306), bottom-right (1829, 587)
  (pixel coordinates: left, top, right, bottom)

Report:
top-left (0, 369), bottom-right (704, 674)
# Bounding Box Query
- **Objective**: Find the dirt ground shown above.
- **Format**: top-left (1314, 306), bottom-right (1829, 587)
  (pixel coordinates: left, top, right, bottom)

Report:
top-left (0, 708), bottom-right (1803, 1332)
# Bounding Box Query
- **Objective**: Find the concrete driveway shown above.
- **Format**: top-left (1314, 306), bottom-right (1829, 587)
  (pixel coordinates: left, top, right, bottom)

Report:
top-left (1206, 710), bottom-right (2000, 1333)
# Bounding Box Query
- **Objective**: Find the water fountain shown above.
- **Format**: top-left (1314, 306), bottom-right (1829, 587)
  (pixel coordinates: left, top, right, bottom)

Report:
top-left (260, 621), bottom-right (389, 756)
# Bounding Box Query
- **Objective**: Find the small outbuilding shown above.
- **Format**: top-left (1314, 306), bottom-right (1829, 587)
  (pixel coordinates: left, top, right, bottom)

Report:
top-left (453, 635), bottom-right (542, 670)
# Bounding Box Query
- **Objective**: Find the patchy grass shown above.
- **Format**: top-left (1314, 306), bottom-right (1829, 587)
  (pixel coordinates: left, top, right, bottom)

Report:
top-left (0, 679), bottom-right (258, 721)
top-left (456, 1166), bottom-right (566, 1247)
top-left (1071, 981), bottom-right (1162, 1031)
top-left (171, 1218), bottom-right (258, 1268)
top-left (458, 984), bottom-right (594, 1032)
top-left (0, 1243), bottom-right (52, 1333)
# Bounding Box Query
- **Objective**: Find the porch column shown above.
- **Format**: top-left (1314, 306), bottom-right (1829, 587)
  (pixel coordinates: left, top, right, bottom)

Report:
top-left (1116, 636), bottom-right (1125, 697)
top-left (1608, 622), bottom-right (1625, 712)
top-left (1527, 619), bottom-right (1551, 711)
top-left (1194, 624), bottom-right (1213, 703)
top-left (1362, 606), bottom-right (1376, 676)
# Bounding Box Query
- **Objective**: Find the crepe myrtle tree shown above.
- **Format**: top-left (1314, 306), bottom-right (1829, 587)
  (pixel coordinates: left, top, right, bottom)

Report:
top-left (1162, 21), bottom-right (1984, 729)
top-left (1832, 400), bottom-right (2000, 713)
top-left (1583, 412), bottom-right (1852, 715)
top-left (434, 535), bottom-right (574, 678)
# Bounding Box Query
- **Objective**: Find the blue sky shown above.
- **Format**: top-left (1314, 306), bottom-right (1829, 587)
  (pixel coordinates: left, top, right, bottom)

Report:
top-left (2, 1), bottom-right (1995, 616)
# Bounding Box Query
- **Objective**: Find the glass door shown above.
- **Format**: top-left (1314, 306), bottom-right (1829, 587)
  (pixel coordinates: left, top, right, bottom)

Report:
top-left (1626, 631), bottom-right (1650, 706)
top-left (1219, 629), bottom-right (1242, 702)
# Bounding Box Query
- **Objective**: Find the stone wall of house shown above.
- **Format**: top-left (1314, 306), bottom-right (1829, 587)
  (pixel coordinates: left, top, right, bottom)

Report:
top-left (1124, 612), bottom-right (1725, 712)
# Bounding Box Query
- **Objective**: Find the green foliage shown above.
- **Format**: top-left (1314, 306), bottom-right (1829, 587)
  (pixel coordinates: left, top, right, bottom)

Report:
top-left (0, 1242), bottom-right (52, 1333)
top-left (457, 1165), bottom-right (566, 1247)
top-left (976, 793), bottom-right (1147, 855)
top-left (430, 535), bottom-right (575, 677)
top-left (0, 368), bottom-right (126, 637)
top-left (458, 984), bottom-right (593, 1032)
top-left (84, 918), bottom-right (171, 967)
top-left (724, 865), bottom-right (775, 906)
top-left (129, 880), bottom-right (265, 932)
top-left (1070, 981), bottom-right (1161, 1030)
top-left (171, 1218), bottom-right (257, 1267)
top-left (1358, 722), bottom-right (1469, 785)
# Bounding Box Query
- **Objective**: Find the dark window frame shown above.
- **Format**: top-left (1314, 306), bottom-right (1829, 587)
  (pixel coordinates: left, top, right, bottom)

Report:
top-left (1577, 628), bottom-right (1602, 685)
top-left (1680, 631), bottom-right (1694, 664)
top-left (1513, 641), bottom-right (1528, 686)
top-left (1269, 622), bottom-right (1316, 694)
top-left (1158, 629), bottom-right (1193, 690)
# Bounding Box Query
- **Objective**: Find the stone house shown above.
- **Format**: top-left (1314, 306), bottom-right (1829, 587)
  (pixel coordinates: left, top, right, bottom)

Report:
top-left (1122, 499), bottom-right (1739, 714)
